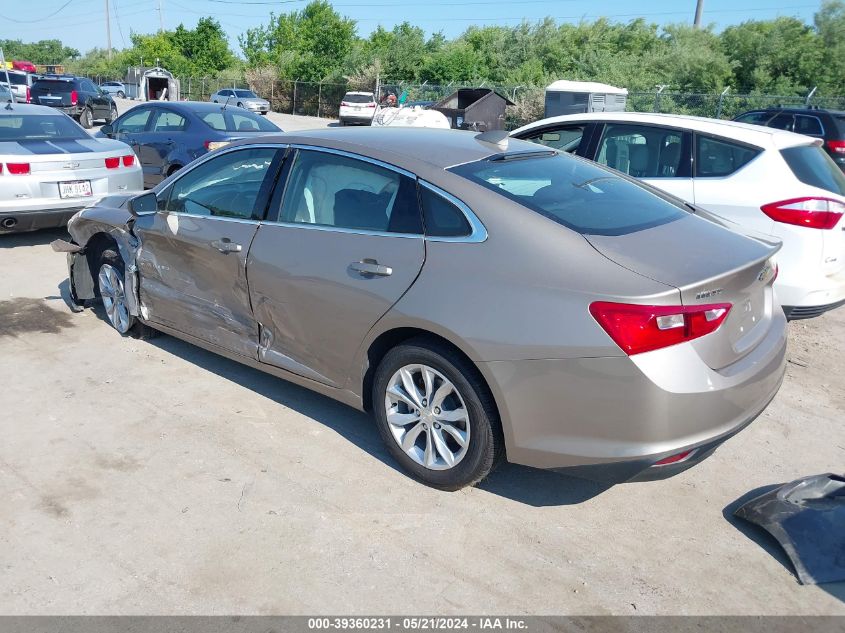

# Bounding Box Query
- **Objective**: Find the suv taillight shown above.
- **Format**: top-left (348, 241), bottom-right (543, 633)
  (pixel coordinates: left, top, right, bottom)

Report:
top-left (761, 197), bottom-right (845, 230)
top-left (340, 101), bottom-right (351, 107)
top-left (70, 90), bottom-right (78, 105)
top-left (25, 86), bottom-right (30, 103)
top-left (590, 302), bottom-right (732, 355)
top-left (827, 140), bottom-right (845, 155)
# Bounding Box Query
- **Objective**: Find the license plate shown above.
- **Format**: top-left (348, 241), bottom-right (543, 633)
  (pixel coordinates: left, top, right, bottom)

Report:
top-left (59, 180), bottom-right (92, 198)
top-left (354, 106), bottom-right (362, 111)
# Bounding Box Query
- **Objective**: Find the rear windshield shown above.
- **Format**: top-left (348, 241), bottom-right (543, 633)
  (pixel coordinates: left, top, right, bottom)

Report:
top-left (4, 73), bottom-right (28, 86)
top-left (0, 114), bottom-right (88, 141)
top-left (31, 80), bottom-right (74, 92)
top-left (450, 152), bottom-right (687, 236)
top-left (234, 90), bottom-right (257, 98)
top-left (781, 145), bottom-right (845, 196)
top-left (200, 109), bottom-right (280, 133)
top-left (343, 93), bottom-right (374, 104)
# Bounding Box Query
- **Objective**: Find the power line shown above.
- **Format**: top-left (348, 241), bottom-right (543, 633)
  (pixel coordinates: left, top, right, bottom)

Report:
top-left (113, 0), bottom-right (128, 47)
top-left (0, 0), bottom-right (76, 24)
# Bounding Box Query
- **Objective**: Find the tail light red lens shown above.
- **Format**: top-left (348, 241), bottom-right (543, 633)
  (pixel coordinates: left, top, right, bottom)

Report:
top-left (589, 301), bottom-right (732, 356)
top-left (340, 101), bottom-right (351, 107)
top-left (761, 197), bottom-right (845, 230)
top-left (70, 90), bottom-right (78, 105)
top-left (25, 86), bottom-right (30, 103)
top-left (104, 157), bottom-right (120, 169)
top-left (827, 140), bottom-right (845, 155)
top-left (653, 449), bottom-right (696, 466)
top-left (6, 163), bottom-right (31, 175)
top-left (366, 103), bottom-right (376, 108)
top-left (122, 155), bottom-right (135, 167)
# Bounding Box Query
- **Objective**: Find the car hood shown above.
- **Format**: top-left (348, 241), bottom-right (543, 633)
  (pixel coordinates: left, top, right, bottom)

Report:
top-left (242, 98), bottom-right (269, 105)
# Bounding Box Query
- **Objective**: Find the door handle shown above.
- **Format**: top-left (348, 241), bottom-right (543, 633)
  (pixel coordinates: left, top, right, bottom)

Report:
top-left (350, 259), bottom-right (392, 277)
top-left (211, 238), bottom-right (242, 254)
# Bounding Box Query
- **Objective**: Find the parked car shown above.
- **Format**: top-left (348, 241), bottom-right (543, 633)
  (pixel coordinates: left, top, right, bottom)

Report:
top-left (98, 101), bottom-right (282, 189)
top-left (734, 107), bottom-right (845, 173)
top-left (53, 128), bottom-right (786, 489)
top-left (11, 60), bottom-right (37, 73)
top-left (3, 69), bottom-right (32, 103)
top-left (0, 83), bottom-right (13, 103)
top-left (29, 76), bottom-right (117, 129)
top-left (210, 88), bottom-right (270, 115)
top-left (512, 112), bottom-right (845, 319)
top-left (100, 81), bottom-right (127, 99)
top-left (338, 91), bottom-right (377, 125)
top-left (0, 103), bottom-right (142, 233)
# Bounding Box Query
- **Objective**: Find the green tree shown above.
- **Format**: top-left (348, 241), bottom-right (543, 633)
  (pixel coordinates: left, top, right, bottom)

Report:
top-left (171, 18), bottom-right (234, 75)
top-left (0, 39), bottom-right (79, 64)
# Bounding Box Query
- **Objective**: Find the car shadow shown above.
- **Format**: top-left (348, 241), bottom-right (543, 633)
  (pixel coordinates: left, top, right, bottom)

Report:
top-left (0, 227), bottom-right (66, 249)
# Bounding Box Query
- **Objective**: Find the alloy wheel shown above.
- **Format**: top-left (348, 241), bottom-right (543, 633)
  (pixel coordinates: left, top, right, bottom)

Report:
top-left (98, 264), bottom-right (131, 334)
top-left (384, 364), bottom-right (470, 470)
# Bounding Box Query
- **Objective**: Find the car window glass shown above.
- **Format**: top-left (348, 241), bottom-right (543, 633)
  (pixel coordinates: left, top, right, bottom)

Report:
top-left (767, 113), bottom-right (794, 131)
top-left (696, 135), bottom-right (761, 177)
top-left (165, 148), bottom-right (277, 219)
top-left (231, 112), bottom-right (261, 132)
top-left (450, 152), bottom-right (687, 236)
top-left (116, 108), bottom-right (152, 133)
top-left (152, 110), bottom-right (187, 132)
top-left (735, 112), bottom-right (772, 125)
top-left (781, 145), bottom-right (845, 196)
top-left (794, 115), bottom-right (823, 136)
top-left (200, 109), bottom-right (280, 132)
top-left (0, 114), bottom-right (89, 140)
top-left (279, 150), bottom-right (422, 234)
top-left (596, 124), bottom-right (683, 178)
top-left (522, 125), bottom-right (585, 153)
top-left (342, 93), bottom-right (375, 104)
top-left (420, 187), bottom-right (471, 237)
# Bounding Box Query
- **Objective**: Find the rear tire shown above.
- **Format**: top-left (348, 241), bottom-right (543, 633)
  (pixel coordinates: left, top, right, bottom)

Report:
top-left (116, 91), bottom-right (125, 99)
top-left (106, 104), bottom-right (118, 124)
top-left (79, 107), bottom-right (93, 129)
top-left (96, 249), bottom-right (157, 340)
top-left (372, 338), bottom-right (502, 490)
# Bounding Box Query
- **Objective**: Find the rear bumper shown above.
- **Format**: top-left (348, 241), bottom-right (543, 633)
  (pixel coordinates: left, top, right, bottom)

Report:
top-left (783, 298), bottom-right (845, 320)
top-left (775, 265), bottom-right (845, 316)
top-left (35, 104), bottom-right (84, 117)
top-left (479, 310), bottom-right (787, 481)
top-left (0, 207), bottom-right (80, 233)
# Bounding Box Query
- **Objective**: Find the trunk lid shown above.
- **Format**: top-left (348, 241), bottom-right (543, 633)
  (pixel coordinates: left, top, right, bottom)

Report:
top-left (584, 213), bottom-right (780, 369)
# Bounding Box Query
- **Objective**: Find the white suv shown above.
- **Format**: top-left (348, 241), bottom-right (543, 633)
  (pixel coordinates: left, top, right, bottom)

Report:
top-left (512, 112), bottom-right (845, 319)
top-left (338, 91), bottom-right (376, 126)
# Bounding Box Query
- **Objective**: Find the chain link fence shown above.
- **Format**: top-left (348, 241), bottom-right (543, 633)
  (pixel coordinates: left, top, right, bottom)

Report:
top-left (83, 72), bottom-right (845, 127)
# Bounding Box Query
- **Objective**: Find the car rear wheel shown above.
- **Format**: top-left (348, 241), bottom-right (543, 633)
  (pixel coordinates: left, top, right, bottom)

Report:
top-left (116, 91), bottom-right (125, 99)
top-left (106, 104), bottom-right (118, 124)
top-left (79, 107), bottom-right (93, 129)
top-left (97, 249), bottom-right (156, 339)
top-left (372, 339), bottom-right (502, 490)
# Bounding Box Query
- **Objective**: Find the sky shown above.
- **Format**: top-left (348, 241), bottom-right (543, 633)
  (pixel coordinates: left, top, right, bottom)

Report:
top-left (0, 0), bottom-right (824, 57)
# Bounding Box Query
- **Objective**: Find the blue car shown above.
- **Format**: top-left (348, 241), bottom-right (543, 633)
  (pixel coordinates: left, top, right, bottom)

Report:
top-left (98, 100), bottom-right (282, 188)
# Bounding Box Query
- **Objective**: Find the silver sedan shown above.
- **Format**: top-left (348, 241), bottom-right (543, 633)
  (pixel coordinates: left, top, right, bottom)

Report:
top-left (1, 104), bottom-right (142, 233)
top-left (210, 89), bottom-right (270, 115)
top-left (53, 128), bottom-right (786, 489)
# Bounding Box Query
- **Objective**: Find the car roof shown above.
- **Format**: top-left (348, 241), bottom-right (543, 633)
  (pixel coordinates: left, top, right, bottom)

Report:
top-left (228, 127), bottom-right (543, 171)
top-left (0, 103), bottom-right (71, 116)
top-left (137, 100), bottom-right (249, 113)
top-left (512, 111), bottom-right (821, 150)
top-left (743, 107), bottom-right (845, 116)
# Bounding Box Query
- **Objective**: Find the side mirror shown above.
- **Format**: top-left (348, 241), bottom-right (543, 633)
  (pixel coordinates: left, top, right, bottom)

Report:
top-left (100, 123), bottom-right (114, 137)
top-left (127, 191), bottom-right (157, 216)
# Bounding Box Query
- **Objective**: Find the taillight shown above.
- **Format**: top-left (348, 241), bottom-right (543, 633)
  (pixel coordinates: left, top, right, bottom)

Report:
top-left (653, 449), bottom-right (696, 466)
top-left (761, 197), bottom-right (845, 230)
top-left (104, 157), bottom-right (120, 169)
top-left (340, 101), bottom-right (351, 107)
top-left (589, 301), bottom-right (732, 356)
top-left (827, 140), bottom-right (845, 155)
top-left (366, 103), bottom-right (376, 108)
top-left (122, 155), bottom-right (135, 167)
top-left (6, 163), bottom-right (31, 175)
top-left (70, 90), bottom-right (78, 105)
top-left (25, 86), bottom-right (30, 103)
top-left (205, 140), bottom-right (229, 151)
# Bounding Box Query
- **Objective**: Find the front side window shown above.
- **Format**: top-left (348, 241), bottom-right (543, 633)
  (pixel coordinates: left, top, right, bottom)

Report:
top-left (163, 148), bottom-right (277, 219)
top-left (279, 150), bottom-right (422, 234)
top-left (450, 152), bottom-right (687, 236)
top-left (521, 125), bottom-right (586, 153)
top-left (116, 108), bottom-right (152, 133)
top-left (595, 124), bottom-right (684, 178)
top-left (767, 113), bottom-right (795, 131)
top-left (152, 110), bottom-right (188, 132)
top-left (695, 135), bottom-right (761, 177)
top-left (735, 111), bottom-right (772, 126)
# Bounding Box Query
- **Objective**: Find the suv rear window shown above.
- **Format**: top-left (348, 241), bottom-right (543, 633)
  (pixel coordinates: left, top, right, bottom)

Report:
top-left (781, 145), bottom-right (845, 196)
top-left (450, 152), bottom-right (687, 236)
top-left (31, 80), bottom-right (75, 92)
top-left (343, 93), bottom-right (374, 104)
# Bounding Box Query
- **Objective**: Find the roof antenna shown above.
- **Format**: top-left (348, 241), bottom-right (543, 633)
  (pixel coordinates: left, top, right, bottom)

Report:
top-left (222, 94), bottom-right (233, 111)
top-left (475, 129), bottom-right (509, 149)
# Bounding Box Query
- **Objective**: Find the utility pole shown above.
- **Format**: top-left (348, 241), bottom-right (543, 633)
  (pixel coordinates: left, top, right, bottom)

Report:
top-left (105, 0), bottom-right (112, 60)
top-left (694, 0), bottom-right (704, 27)
top-left (157, 0), bottom-right (165, 32)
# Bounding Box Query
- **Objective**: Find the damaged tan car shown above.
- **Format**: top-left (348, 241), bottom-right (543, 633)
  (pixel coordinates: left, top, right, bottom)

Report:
top-left (53, 128), bottom-right (786, 490)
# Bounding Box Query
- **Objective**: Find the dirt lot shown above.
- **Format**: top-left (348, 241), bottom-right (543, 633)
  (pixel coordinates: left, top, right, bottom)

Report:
top-left (0, 103), bottom-right (843, 614)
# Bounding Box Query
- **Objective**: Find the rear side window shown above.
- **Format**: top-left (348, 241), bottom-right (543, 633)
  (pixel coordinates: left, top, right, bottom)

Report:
top-left (449, 152), bottom-right (687, 236)
top-left (794, 115), bottom-right (824, 136)
top-left (520, 125), bottom-right (586, 153)
top-left (735, 111), bottom-right (772, 126)
top-left (781, 145), bottom-right (845, 196)
top-left (201, 109), bottom-right (279, 132)
top-left (420, 186), bottom-right (471, 237)
top-left (152, 110), bottom-right (187, 132)
top-left (596, 124), bottom-right (685, 178)
top-left (6, 73), bottom-right (27, 86)
top-left (695, 136), bottom-right (761, 177)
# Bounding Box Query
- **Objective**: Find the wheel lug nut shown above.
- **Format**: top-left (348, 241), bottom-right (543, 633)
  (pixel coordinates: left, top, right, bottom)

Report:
top-left (434, 407), bottom-right (441, 415)
top-left (434, 423), bottom-right (440, 429)
top-left (414, 409), bottom-right (420, 415)
top-left (421, 399), bottom-right (427, 406)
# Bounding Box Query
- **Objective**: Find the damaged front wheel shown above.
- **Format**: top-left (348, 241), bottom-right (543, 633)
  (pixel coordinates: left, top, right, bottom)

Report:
top-left (97, 249), bottom-right (156, 339)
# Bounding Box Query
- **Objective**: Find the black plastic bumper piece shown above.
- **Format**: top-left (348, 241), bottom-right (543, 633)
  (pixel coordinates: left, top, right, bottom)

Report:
top-left (783, 299), bottom-right (845, 320)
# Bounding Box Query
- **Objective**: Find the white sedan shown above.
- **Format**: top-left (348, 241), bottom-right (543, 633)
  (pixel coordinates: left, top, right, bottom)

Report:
top-left (512, 112), bottom-right (845, 319)
top-left (1, 103), bottom-right (142, 234)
